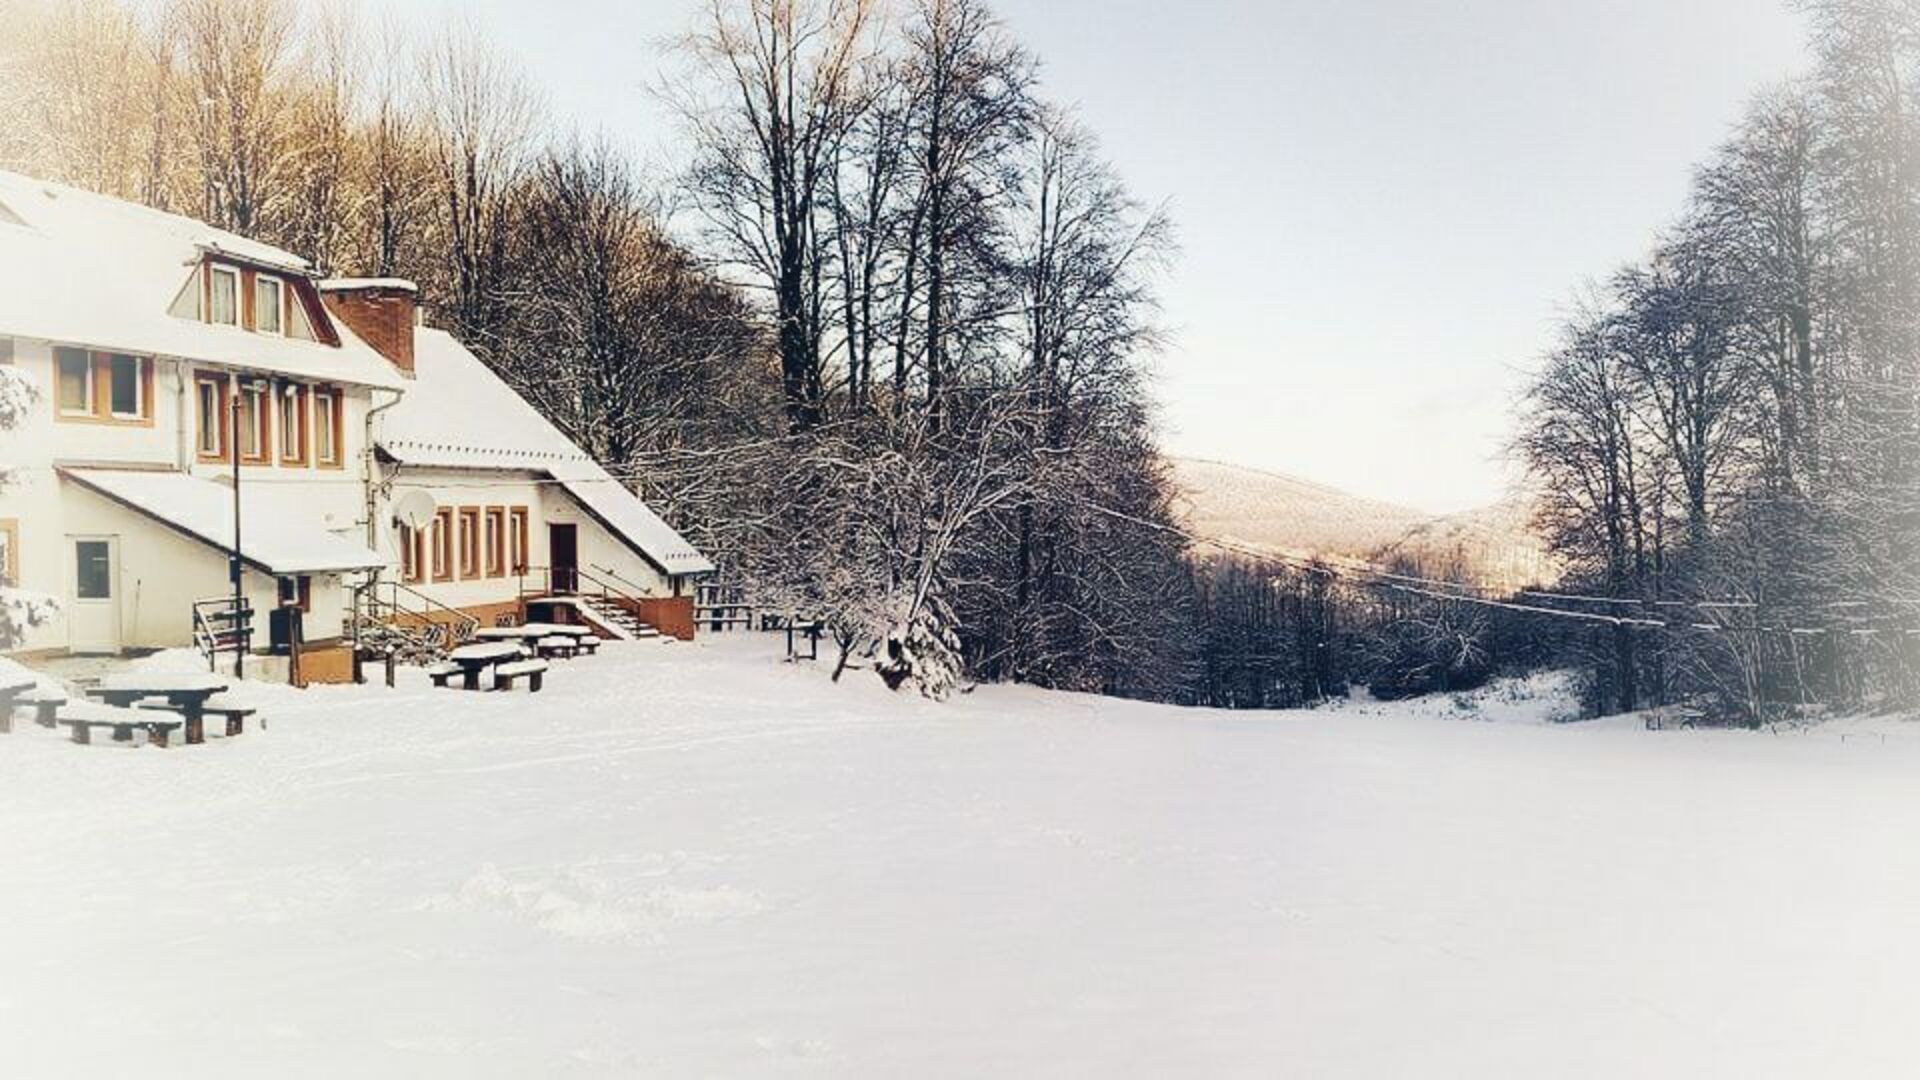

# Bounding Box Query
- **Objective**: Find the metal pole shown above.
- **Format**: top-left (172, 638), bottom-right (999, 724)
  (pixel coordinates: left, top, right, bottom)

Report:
top-left (230, 382), bottom-right (245, 679)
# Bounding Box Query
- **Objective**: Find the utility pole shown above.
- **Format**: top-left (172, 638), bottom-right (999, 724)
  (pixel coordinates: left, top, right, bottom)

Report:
top-left (230, 381), bottom-right (246, 679)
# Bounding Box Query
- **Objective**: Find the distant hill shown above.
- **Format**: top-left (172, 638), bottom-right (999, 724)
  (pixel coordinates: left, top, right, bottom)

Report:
top-left (1168, 458), bottom-right (1556, 590)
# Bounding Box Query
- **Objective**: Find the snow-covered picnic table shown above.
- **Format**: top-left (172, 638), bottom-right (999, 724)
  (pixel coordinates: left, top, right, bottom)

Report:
top-left (86, 673), bottom-right (229, 745)
top-left (442, 642), bottom-right (525, 691)
top-left (470, 623), bottom-right (591, 643)
top-left (0, 671), bottom-right (39, 734)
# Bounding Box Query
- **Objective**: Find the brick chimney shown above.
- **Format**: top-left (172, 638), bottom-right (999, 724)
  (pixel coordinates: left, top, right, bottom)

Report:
top-left (319, 279), bottom-right (419, 376)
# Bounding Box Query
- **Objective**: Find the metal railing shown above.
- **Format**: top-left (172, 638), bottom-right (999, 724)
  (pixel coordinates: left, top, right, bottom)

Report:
top-left (192, 596), bottom-right (253, 671)
top-left (355, 578), bottom-right (480, 659)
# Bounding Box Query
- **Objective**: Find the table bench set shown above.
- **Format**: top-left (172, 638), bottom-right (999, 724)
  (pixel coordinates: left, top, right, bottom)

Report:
top-left (0, 665), bottom-right (255, 749)
top-left (427, 624), bottom-right (602, 693)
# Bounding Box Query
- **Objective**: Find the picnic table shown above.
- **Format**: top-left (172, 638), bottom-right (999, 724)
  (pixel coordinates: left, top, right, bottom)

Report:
top-left (443, 642), bottom-right (524, 690)
top-left (87, 673), bottom-right (229, 745)
top-left (470, 623), bottom-right (576, 644)
top-left (0, 674), bottom-right (38, 734)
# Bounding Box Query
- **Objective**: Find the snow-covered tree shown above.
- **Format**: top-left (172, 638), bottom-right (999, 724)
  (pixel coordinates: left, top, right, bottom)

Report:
top-left (0, 366), bottom-right (55, 647)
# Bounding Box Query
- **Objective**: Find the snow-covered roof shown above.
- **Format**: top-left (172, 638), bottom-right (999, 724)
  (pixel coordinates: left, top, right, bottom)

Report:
top-left (380, 329), bottom-right (715, 576)
top-left (0, 171), bottom-right (406, 391)
top-left (320, 278), bottom-right (418, 293)
top-left (61, 468), bottom-right (390, 574)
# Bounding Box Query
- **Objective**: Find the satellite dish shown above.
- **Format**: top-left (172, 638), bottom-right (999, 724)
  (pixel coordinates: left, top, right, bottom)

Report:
top-left (392, 490), bottom-right (438, 530)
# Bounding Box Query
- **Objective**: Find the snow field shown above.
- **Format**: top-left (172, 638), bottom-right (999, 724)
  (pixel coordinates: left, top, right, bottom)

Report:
top-left (2, 639), bottom-right (1919, 1077)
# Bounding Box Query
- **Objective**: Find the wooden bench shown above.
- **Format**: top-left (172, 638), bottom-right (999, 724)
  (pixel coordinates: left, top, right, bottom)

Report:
top-left (138, 696), bottom-right (258, 737)
top-left (536, 636), bottom-right (579, 660)
top-left (15, 688), bottom-right (67, 729)
top-left (575, 636), bottom-right (600, 656)
top-left (427, 662), bottom-right (464, 688)
top-left (493, 659), bottom-right (550, 692)
top-left (56, 703), bottom-right (185, 748)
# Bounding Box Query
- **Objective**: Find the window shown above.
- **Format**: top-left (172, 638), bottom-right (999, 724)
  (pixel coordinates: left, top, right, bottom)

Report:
top-left (0, 519), bottom-right (17, 587)
top-left (458, 507), bottom-right (481, 579)
top-left (399, 524), bottom-right (425, 584)
top-left (484, 508), bottom-right (506, 578)
top-left (509, 508), bottom-right (529, 575)
top-left (287, 295), bottom-right (317, 341)
top-left (255, 276), bottom-right (284, 335)
top-left (210, 265), bottom-right (239, 326)
top-left (195, 375), bottom-right (227, 459)
top-left (107, 354), bottom-right (145, 419)
top-left (431, 508), bottom-right (454, 582)
top-left (236, 380), bottom-right (271, 463)
top-left (277, 382), bottom-right (307, 465)
top-left (55, 348), bottom-right (91, 415)
top-left (277, 575), bottom-right (312, 612)
top-left (313, 389), bottom-right (342, 467)
top-left (168, 273), bottom-right (201, 319)
top-left (74, 540), bottom-right (111, 600)
top-left (54, 348), bottom-right (153, 424)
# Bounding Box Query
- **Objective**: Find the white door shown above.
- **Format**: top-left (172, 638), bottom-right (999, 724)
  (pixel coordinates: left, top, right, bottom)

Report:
top-left (67, 536), bottom-right (121, 655)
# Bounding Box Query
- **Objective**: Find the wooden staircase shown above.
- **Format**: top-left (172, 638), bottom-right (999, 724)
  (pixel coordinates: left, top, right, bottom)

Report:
top-left (519, 565), bottom-right (671, 642)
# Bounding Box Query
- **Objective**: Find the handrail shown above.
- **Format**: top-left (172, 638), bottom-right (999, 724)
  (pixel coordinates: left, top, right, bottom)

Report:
top-left (576, 566), bottom-right (645, 607)
top-left (368, 579), bottom-right (479, 646)
top-left (521, 564), bottom-right (643, 607)
top-left (191, 596), bottom-right (253, 670)
top-left (587, 562), bottom-right (651, 599)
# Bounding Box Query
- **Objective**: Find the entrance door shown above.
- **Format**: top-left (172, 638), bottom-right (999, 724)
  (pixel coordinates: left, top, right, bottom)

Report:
top-left (549, 524), bottom-right (579, 594)
top-left (68, 536), bottom-right (121, 654)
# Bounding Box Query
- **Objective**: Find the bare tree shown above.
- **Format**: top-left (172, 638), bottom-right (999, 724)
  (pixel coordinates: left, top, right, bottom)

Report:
top-left (420, 19), bottom-right (541, 342)
top-left (671, 0), bottom-right (881, 431)
top-left (173, 0), bottom-right (294, 234)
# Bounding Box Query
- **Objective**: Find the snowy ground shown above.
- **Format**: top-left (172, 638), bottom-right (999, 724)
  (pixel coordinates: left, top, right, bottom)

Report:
top-left (5, 639), bottom-right (1920, 1078)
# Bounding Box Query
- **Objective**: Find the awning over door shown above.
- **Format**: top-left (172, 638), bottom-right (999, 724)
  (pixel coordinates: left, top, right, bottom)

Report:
top-left (59, 468), bottom-right (389, 575)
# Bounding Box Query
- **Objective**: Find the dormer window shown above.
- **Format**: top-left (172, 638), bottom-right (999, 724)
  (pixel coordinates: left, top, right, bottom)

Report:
top-left (209, 265), bottom-right (239, 326)
top-left (255, 276), bottom-right (284, 335)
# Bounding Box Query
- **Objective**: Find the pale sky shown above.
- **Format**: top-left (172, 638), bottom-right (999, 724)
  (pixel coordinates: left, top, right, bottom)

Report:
top-left (431, 0), bottom-right (1811, 513)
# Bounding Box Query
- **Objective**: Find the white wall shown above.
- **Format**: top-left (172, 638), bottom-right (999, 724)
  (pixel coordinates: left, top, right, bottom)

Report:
top-left (382, 466), bottom-right (677, 616)
top-left (1, 339), bottom-right (374, 654)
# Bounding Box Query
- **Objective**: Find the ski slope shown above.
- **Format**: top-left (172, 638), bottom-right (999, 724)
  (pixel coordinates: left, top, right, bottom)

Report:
top-left (3, 639), bottom-right (1918, 1077)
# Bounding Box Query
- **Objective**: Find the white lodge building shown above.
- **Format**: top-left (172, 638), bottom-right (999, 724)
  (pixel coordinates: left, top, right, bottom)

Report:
top-left (0, 171), bottom-right (711, 678)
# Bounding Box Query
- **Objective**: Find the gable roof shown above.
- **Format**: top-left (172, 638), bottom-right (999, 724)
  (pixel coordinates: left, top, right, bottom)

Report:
top-left (0, 170), bottom-right (405, 390)
top-left (380, 328), bottom-right (715, 577)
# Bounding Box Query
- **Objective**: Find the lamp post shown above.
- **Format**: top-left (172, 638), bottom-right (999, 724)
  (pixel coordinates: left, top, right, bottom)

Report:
top-left (229, 380), bottom-right (246, 679)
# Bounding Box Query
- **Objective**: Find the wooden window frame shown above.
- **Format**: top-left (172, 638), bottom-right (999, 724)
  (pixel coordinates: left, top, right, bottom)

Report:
top-left (235, 379), bottom-right (273, 465)
top-left (431, 508), bottom-right (454, 582)
top-left (399, 523), bottom-right (425, 585)
top-left (255, 274), bottom-right (285, 336)
top-left (209, 264), bottom-right (240, 326)
top-left (194, 373), bottom-right (230, 461)
top-left (54, 347), bottom-right (154, 427)
top-left (277, 574), bottom-right (312, 613)
top-left (458, 507), bottom-right (482, 579)
top-left (509, 507), bottom-right (529, 575)
top-left (54, 347), bottom-right (92, 417)
top-left (276, 381), bottom-right (309, 466)
top-left (484, 507), bottom-right (506, 578)
top-left (105, 354), bottom-right (148, 420)
top-left (0, 518), bottom-right (17, 587)
top-left (312, 387), bottom-right (345, 468)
